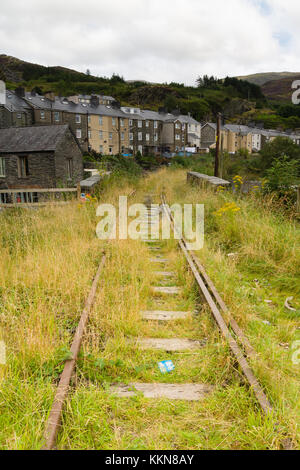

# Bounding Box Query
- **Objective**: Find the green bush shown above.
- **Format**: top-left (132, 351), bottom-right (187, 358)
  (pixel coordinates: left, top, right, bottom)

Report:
top-left (265, 156), bottom-right (299, 193)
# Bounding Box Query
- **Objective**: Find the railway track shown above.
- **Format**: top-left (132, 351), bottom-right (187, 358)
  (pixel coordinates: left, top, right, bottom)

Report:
top-left (42, 190), bottom-right (291, 450)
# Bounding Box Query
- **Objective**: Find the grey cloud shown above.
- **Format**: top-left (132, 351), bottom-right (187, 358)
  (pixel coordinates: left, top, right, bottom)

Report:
top-left (0, 0), bottom-right (298, 85)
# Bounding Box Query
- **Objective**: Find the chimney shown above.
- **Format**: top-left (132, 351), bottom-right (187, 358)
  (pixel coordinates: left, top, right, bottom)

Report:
top-left (15, 87), bottom-right (25, 98)
top-left (90, 95), bottom-right (100, 107)
top-left (111, 100), bottom-right (121, 109)
top-left (68, 95), bottom-right (79, 104)
top-left (44, 91), bottom-right (55, 102)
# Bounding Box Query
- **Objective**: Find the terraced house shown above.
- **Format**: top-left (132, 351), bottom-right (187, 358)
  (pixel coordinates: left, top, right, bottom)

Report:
top-left (121, 107), bottom-right (163, 155)
top-left (23, 91), bottom-right (89, 152)
top-left (68, 94), bottom-right (115, 106)
top-left (0, 86), bottom-right (199, 156)
top-left (88, 106), bottom-right (130, 155)
top-left (161, 115), bottom-right (188, 153)
top-left (180, 114), bottom-right (201, 149)
top-left (0, 88), bottom-right (33, 128)
top-left (201, 122), bottom-right (300, 154)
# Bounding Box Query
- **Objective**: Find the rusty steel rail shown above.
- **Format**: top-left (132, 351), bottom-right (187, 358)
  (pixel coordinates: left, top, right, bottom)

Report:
top-left (161, 195), bottom-right (273, 415)
top-left (42, 255), bottom-right (106, 450)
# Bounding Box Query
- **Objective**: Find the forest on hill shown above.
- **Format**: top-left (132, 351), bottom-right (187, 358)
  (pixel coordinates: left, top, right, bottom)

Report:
top-left (1, 54), bottom-right (300, 129)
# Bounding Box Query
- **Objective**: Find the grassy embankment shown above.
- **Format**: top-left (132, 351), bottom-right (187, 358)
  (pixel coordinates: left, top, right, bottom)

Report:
top-left (0, 168), bottom-right (299, 449)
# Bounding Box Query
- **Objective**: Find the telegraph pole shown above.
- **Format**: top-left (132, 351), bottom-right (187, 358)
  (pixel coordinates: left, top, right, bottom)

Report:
top-left (214, 112), bottom-right (221, 177)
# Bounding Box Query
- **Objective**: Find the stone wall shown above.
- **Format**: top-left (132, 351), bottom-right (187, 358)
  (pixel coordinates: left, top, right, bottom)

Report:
top-left (0, 151), bottom-right (56, 189)
top-left (54, 128), bottom-right (84, 187)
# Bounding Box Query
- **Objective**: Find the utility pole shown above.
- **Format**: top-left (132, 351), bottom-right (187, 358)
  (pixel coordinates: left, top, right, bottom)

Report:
top-left (214, 112), bottom-right (221, 177)
top-left (118, 117), bottom-right (121, 155)
top-left (184, 122), bottom-right (186, 158)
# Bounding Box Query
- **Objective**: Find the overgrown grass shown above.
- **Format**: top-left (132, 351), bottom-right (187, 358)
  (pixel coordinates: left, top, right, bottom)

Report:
top-left (0, 168), bottom-right (299, 449)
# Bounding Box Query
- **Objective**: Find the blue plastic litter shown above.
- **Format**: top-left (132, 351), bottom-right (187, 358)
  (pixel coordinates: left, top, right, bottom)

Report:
top-left (158, 360), bottom-right (175, 374)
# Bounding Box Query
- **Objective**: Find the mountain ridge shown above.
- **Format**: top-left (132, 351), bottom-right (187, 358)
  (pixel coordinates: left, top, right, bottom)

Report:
top-left (236, 72), bottom-right (300, 87)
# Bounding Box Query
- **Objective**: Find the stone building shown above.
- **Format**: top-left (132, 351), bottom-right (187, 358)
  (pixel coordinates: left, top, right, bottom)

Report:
top-left (160, 116), bottom-right (188, 153)
top-left (23, 91), bottom-right (89, 152)
top-left (121, 107), bottom-right (163, 155)
top-left (0, 89), bottom-right (33, 128)
top-left (0, 125), bottom-right (83, 195)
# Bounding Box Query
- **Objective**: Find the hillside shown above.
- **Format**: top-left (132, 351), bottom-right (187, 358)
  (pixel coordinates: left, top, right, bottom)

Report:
top-left (236, 72), bottom-right (300, 87)
top-left (261, 75), bottom-right (300, 102)
top-left (2, 54), bottom-right (300, 129)
top-left (0, 54), bottom-right (267, 123)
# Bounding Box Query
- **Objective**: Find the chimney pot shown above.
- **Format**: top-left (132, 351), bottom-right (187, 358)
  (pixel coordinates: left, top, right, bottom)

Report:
top-left (15, 87), bottom-right (25, 98)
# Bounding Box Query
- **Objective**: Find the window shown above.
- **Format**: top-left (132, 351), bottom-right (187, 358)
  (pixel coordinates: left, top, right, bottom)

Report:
top-left (120, 118), bottom-right (124, 127)
top-left (109, 146), bottom-right (113, 154)
top-left (109, 132), bottom-right (113, 140)
top-left (75, 114), bottom-right (81, 124)
top-left (145, 120), bottom-right (149, 127)
top-left (129, 133), bottom-right (133, 141)
top-left (99, 130), bottom-right (103, 139)
top-left (138, 132), bottom-right (143, 141)
top-left (138, 145), bottom-right (143, 154)
top-left (40, 111), bottom-right (45, 120)
top-left (175, 134), bottom-right (180, 140)
top-left (175, 123), bottom-right (180, 129)
top-left (18, 156), bottom-right (29, 178)
top-left (17, 113), bottom-right (22, 119)
top-left (87, 115), bottom-right (91, 124)
top-left (0, 157), bottom-right (5, 177)
top-left (154, 133), bottom-right (158, 142)
top-left (146, 133), bottom-right (150, 141)
top-left (129, 119), bottom-right (133, 126)
top-left (154, 121), bottom-right (158, 129)
top-left (88, 130), bottom-right (91, 139)
top-left (121, 132), bottom-right (125, 141)
top-left (76, 129), bottom-right (82, 139)
top-left (54, 112), bottom-right (60, 122)
top-left (99, 145), bottom-right (103, 153)
top-left (112, 117), bottom-right (116, 126)
top-left (67, 159), bottom-right (73, 180)
top-left (138, 120), bottom-right (142, 128)
top-left (99, 116), bottom-right (103, 125)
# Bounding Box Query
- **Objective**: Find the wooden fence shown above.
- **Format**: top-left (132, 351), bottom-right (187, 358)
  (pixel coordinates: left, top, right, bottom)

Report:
top-left (0, 185), bottom-right (81, 208)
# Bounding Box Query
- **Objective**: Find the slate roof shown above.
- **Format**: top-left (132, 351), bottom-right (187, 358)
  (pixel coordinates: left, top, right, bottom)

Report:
top-left (3, 90), bottom-right (31, 112)
top-left (6, 90), bottom-right (202, 127)
top-left (0, 125), bottom-right (70, 153)
top-left (203, 122), bottom-right (300, 140)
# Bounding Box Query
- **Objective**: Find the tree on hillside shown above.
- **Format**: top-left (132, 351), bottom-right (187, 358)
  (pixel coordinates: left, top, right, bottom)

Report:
top-left (164, 94), bottom-right (179, 112)
top-left (223, 76), bottom-right (265, 101)
top-left (111, 73), bottom-right (125, 84)
top-left (196, 75), bottom-right (219, 89)
top-left (260, 137), bottom-right (300, 171)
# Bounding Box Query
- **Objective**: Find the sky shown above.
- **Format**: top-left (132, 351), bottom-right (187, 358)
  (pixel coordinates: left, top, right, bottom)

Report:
top-left (0, 0), bottom-right (299, 85)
